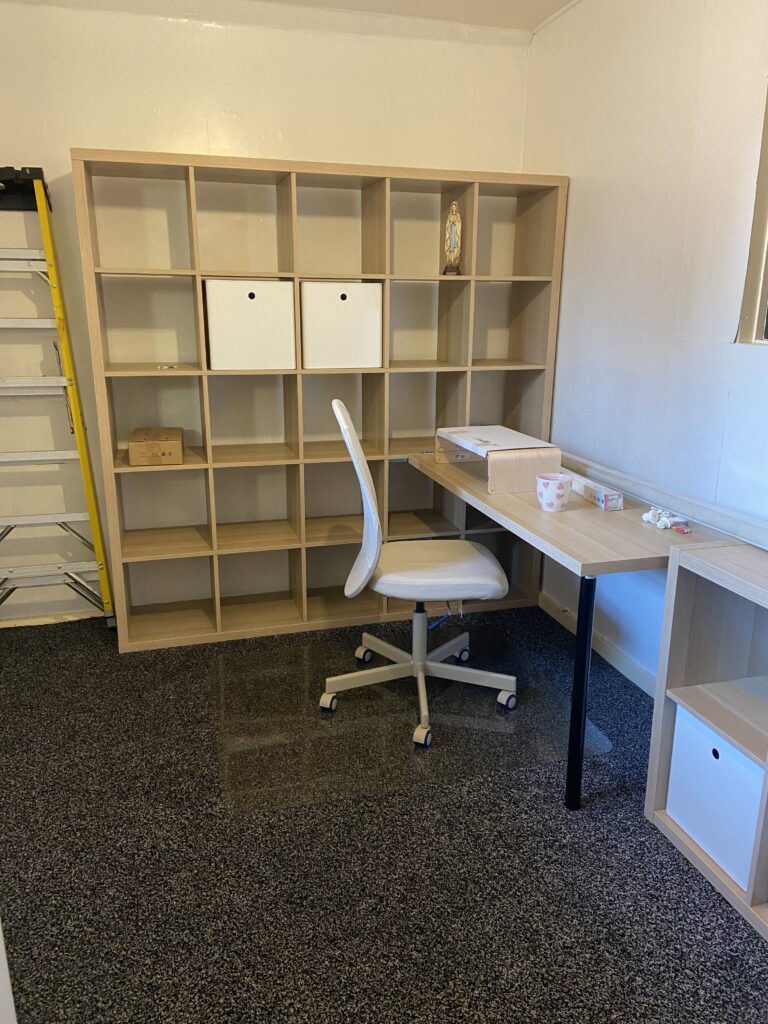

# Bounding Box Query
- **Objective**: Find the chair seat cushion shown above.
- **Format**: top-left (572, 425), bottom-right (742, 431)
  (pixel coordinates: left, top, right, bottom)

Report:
top-left (370, 539), bottom-right (509, 602)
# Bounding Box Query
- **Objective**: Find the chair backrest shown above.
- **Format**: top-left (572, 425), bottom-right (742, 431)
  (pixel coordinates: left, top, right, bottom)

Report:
top-left (331, 399), bottom-right (383, 598)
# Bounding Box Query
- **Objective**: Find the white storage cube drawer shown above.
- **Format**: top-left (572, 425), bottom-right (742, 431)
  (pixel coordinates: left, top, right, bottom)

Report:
top-left (205, 279), bottom-right (296, 370)
top-left (666, 705), bottom-right (765, 890)
top-left (301, 282), bottom-right (382, 369)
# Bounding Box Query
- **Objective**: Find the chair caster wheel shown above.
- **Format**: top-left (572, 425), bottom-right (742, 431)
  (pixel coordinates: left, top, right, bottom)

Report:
top-left (497, 690), bottom-right (517, 710)
top-left (413, 725), bottom-right (432, 748)
top-left (355, 645), bottom-right (373, 664)
top-left (319, 692), bottom-right (338, 712)
top-left (456, 647), bottom-right (470, 663)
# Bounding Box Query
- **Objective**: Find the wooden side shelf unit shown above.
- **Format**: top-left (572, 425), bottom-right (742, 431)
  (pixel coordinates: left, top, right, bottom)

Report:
top-left (646, 542), bottom-right (768, 941)
top-left (72, 149), bottom-right (568, 652)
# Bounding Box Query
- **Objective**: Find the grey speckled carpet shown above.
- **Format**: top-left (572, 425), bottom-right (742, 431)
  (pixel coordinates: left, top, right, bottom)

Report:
top-left (2, 608), bottom-right (768, 1024)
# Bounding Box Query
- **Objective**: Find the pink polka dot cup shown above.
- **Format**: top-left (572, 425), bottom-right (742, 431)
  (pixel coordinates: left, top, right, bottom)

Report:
top-left (536, 473), bottom-right (572, 512)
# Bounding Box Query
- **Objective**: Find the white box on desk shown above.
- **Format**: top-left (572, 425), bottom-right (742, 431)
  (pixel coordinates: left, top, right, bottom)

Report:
top-left (435, 425), bottom-right (561, 494)
top-left (205, 279), bottom-right (296, 370)
top-left (300, 281), bottom-right (382, 369)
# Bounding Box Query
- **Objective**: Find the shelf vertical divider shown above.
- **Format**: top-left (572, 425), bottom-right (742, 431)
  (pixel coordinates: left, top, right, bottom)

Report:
top-left (541, 183), bottom-right (568, 440)
top-left (72, 158), bottom-right (129, 638)
top-left (279, 171), bottom-right (306, 616)
top-left (277, 171), bottom-right (297, 274)
top-left (381, 178), bottom-right (391, 607)
top-left (361, 177), bottom-right (388, 275)
top-left (465, 183), bottom-right (480, 368)
top-left (188, 166), bottom-right (222, 631)
top-left (747, 773), bottom-right (768, 907)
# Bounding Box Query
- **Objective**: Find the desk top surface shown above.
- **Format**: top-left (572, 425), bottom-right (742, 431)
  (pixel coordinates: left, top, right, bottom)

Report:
top-left (409, 454), bottom-right (737, 577)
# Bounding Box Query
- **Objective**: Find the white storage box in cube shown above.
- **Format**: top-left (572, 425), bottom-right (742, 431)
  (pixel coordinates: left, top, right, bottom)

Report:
top-left (301, 282), bottom-right (382, 369)
top-left (666, 705), bottom-right (764, 890)
top-left (206, 279), bottom-right (296, 370)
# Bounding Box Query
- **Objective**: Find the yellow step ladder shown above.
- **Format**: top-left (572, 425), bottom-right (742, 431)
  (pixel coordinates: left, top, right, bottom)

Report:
top-left (0, 167), bottom-right (113, 621)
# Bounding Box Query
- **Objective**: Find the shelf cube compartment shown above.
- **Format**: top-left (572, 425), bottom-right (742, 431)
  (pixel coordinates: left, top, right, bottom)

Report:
top-left (91, 170), bottom-right (193, 271)
top-left (110, 376), bottom-right (206, 469)
top-left (300, 282), bottom-right (382, 369)
top-left (118, 470), bottom-right (212, 560)
top-left (464, 506), bottom-right (502, 533)
top-left (301, 372), bottom-right (385, 461)
top-left (124, 556), bottom-right (217, 644)
top-left (665, 569), bottom-right (768, 689)
top-left (99, 275), bottom-right (200, 373)
top-left (194, 168), bottom-right (294, 275)
top-left (469, 370), bottom-right (548, 439)
top-left (390, 180), bottom-right (475, 278)
top-left (476, 184), bottom-right (558, 279)
top-left (304, 461), bottom-right (384, 547)
top-left (305, 544), bottom-right (382, 623)
top-left (295, 174), bottom-right (387, 276)
top-left (387, 460), bottom-right (463, 539)
top-left (463, 532), bottom-right (538, 611)
top-left (214, 464), bottom-right (301, 552)
top-left (218, 549), bottom-right (304, 633)
top-left (388, 371), bottom-right (467, 457)
top-left (666, 705), bottom-right (764, 891)
top-left (472, 281), bottom-right (551, 367)
top-left (389, 280), bottom-right (470, 368)
top-left (208, 374), bottom-right (299, 466)
top-left (205, 278), bottom-right (296, 371)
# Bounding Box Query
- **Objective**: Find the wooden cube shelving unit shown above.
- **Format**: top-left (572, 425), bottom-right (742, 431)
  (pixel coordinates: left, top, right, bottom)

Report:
top-left (72, 149), bottom-right (568, 651)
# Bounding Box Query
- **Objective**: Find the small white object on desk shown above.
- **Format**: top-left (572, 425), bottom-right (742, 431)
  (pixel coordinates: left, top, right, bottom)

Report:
top-left (642, 506), bottom-right (690, 531)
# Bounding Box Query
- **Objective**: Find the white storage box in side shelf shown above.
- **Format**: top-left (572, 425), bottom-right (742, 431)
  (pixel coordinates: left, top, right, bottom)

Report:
top-left (205, 279), bottom-right (296, 370)
top-left (666, 705), bottom-right (764, 890)
top-left (300, 282), bottom-right (382, 369)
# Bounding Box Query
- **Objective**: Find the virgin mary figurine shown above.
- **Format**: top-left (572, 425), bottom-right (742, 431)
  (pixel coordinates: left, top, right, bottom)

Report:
top-left (443, 201), bottom-right (461, 274)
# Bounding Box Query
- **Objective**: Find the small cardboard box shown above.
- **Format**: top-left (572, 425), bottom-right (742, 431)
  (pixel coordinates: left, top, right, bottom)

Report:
top-left (435, 425), bottom-right (561, 494)
top-left (128, 427), bottom-right (183, 467)
top-left (568, 471), bottom-right (624, 511)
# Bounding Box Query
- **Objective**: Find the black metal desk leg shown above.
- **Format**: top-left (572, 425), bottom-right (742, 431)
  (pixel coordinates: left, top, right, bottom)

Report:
top-left (565, 575), bottom-right (597, 811)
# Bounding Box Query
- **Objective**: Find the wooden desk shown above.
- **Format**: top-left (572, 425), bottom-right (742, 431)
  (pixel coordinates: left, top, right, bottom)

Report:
top-left (408, 454), bottom-right (736, 809)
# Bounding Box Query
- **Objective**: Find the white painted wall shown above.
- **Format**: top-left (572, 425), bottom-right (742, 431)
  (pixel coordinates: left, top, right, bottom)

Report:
top-left (0, 0), bottom-right (529, 619)
top-left (524, 0), bottom-right (768, 680)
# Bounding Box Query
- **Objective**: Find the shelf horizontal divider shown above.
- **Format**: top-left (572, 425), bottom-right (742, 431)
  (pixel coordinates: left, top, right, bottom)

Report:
top-left (667, 677), bottom-right (768, 765)
top-left (388, 436), bottom-right (435, 458)
top-left (121, 524), bottom-right (212, 561)
top-left (114, 447), bottom-right (207, 472)
top-left (387, 511), bottom-right (461, 539)
top-left (388, 360), bottom-right (469, 372)
top-left (211, 442), bottom-right (300, 467)
top-left (95, 267), bottom-right (196, 277)
top-left (105, 362), bottom-right (203, 376)
top-left (128, 599), bottom-right (218, 644)
top-left (220, 592), bottom-right (303, 632)
top-left (306, 586), bottom-right (381, 623)
top-left (470, 361), bottom-right (547, 372)
top-left (216, 519), bottom-right (301, 553)
top-left (303, 439), bottom-right (384, 462)
top-left (305, 514), bottom-right (364, 547)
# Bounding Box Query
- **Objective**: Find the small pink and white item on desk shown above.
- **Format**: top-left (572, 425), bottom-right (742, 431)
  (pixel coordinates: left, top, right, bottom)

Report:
top-left (536, 472), bottom-right (572, 512)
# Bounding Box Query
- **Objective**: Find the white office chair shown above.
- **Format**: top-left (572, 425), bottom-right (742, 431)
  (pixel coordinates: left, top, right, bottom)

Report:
top-left (319, 400), bottom-right (518, 747)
